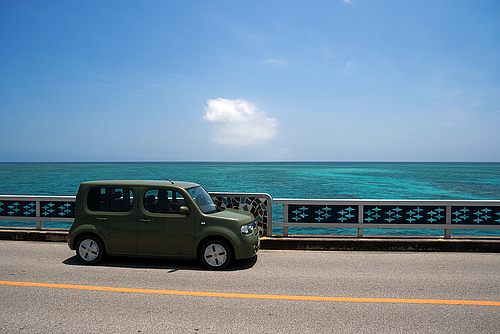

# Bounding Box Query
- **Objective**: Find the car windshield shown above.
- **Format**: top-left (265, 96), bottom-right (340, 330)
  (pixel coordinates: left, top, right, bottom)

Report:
top-left (186, 186), bottom-right (217, 214)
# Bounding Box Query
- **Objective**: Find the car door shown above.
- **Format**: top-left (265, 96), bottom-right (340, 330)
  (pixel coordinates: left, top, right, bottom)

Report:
top-left (137, 188), bottom-right (195, 255)
top-left (88, 186), bottom-right (137, 253)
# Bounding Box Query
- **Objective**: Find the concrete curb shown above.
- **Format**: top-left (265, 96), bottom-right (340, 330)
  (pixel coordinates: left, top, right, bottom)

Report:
top-left (0, 228), bottom-right (69, 243)
top-left (1, 228), bottom-right (499, 252)
top-left (259, 236), bottom-right (500, 252)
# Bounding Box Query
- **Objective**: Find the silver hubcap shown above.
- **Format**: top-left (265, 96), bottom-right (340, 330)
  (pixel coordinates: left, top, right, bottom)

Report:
top-left (78, 239), bottom-right (99, 262)
top-left (204, 243), bottom-right (227, 267)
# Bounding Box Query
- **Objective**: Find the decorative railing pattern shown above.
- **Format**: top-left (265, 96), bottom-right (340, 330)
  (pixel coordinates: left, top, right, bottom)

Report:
top-left (40, 201), bottom-right (75, 218)
top-left (289, 205), bottom-right (358, 223)
top-left (364, 205), bottom-right (445, 224)
top-left (0, 195), bottom-right (76, 229)
top-left (210, 193), bottom-right (272, 235)
top-left (451, 206), bottom-right (500, 224)
top-left (0, 197), bottom-right (76, 219)
top-left (0, 200), bottom-right (37, 217)
top-left (273, 199), bottom-right (500, 237)
top-left (286, 203), bottom-right (500, 225)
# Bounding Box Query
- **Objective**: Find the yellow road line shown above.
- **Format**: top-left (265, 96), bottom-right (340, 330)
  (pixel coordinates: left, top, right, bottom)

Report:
top-left (1, 280), bottom-right (499, 306)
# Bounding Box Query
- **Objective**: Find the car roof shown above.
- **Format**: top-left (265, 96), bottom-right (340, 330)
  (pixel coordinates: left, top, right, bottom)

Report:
top-left (80, 180), bottom-right (201, 189)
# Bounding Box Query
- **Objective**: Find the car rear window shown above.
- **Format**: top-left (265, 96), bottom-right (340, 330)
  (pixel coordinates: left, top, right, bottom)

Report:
top-left (87, 187), bottom-right (134, 212)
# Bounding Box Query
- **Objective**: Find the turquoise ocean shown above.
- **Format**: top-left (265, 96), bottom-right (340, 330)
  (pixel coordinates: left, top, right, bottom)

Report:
top-left (1, 162), bottom-right (499, 237)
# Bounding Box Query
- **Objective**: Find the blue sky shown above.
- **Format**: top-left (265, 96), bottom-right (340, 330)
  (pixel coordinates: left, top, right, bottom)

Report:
top-left (1, 0), bottom-right (499, 162)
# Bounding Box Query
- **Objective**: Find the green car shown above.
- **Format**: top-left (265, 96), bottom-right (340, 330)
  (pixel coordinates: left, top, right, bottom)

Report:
top-left (68, 180), bottom-right (260, 270)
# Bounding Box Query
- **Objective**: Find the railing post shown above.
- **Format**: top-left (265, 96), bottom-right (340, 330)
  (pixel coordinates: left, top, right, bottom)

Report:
top-left (283, 204), bottom-right (289, 237)
top-left (444, 205), bottom-right (452, 239)
top-left (267, 195), bottom-right (273, 236)
top-left (35, 200), bottom-right (42, 230)
top-left (358, 204), bottom-right (364, 238)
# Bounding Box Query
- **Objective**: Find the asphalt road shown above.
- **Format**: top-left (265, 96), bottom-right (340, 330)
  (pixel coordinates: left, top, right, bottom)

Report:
top-left (1, 240), bottom-right (499, 333)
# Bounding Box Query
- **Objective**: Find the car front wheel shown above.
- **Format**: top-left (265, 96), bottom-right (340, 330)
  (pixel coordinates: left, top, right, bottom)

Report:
top-left (200, 240), bottom-right (232, 270)
top-left (76, 235), bottom-right (104, 265)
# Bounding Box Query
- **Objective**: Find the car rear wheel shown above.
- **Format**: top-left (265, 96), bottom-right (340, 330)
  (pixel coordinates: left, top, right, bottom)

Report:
top-left (76, 235), bottom-right (104, 265)
top-left (200, 240), bottom-right (232, 270)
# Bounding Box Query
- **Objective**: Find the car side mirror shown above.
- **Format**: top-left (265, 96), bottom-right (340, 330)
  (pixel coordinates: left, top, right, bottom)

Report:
top-left (179, 206), bottom-right (190, 214)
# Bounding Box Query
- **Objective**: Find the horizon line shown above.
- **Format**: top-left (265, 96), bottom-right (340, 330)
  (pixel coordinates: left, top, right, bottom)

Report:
top-left (1, 161), bottom-right (499, 164)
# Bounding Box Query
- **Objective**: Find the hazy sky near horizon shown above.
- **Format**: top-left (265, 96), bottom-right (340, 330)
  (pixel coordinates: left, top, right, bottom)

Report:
top-left (1, 0), bottom-right (499, 162)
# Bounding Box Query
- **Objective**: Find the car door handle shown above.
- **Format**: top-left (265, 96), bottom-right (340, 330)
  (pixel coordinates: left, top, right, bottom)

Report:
top-left (140, 218), bottom-right (151, 223)
top-left (96, 217), bottom-right (107, 221)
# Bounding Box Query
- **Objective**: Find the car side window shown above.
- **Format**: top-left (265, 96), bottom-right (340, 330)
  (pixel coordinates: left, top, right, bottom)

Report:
top-left (144, 189), bottom-right (187, 214)
top-left (87, 187), bottom-right (134, 212)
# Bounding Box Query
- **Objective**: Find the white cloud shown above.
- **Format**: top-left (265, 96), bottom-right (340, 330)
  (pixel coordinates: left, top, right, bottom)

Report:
top-left (346, 60), bottom-right (357, 68)
top-left (261, 57), bottom-right (289, 66)
top-left (203, 98), bottom-right (278, 145)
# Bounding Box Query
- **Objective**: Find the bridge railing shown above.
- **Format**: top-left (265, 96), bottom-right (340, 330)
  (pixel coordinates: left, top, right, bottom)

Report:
top-left (272, 198), bottom-right (500, 238)
top-left (0, 193), bottom-right (272, 233)
top-left (0, 195), bottom-right (76, 230)
top-left (2, 194), bottom-right (500, 238)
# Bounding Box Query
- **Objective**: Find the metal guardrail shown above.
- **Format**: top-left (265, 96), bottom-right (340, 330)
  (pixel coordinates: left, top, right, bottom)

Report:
top-left (272, 198), bottom-right (500, 238)
top-left (0, 195), bottom-right (76, 230)
top-left (0, 193), bottom-right (272, 233)
top-left (2, 194), bottom-right (500, 238)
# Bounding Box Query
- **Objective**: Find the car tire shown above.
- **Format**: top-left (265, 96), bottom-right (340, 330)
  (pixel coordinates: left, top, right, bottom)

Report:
top-left (76, 235), bottom-right (105, 265)
top-left (200, 240), bottom-right (232, 270)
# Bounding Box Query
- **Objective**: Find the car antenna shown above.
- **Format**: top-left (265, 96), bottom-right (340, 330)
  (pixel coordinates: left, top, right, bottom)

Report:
top-left (140, 164), bottom-right (174, 184)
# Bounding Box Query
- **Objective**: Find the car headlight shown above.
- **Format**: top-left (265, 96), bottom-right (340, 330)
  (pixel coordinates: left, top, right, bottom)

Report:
top-left (241, 221), bottom-right (257, 235)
